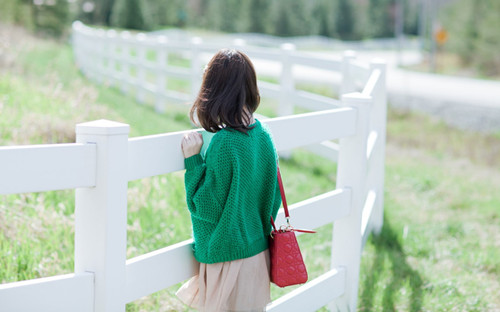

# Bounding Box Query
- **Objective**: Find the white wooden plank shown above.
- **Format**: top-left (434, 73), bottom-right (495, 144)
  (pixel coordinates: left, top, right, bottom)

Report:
top-left (290, 53), bottom-right (341, 72)
top-left (242, 47), bottom-right (282, 62)
top-left (123, 193), bottom-right (350, 304)
top-left (293, 90), bottom-right (340, 111)
top-left (127, 129), bottom-right (193, 181)
top-left (274, 189), bottom-right (351, 234)
top-left (0, 143), bottom-right (96, 195)
top-left (0, 273), bottom-right (94, 312)
top-left (134, 81), bottom-right (191, 104)
top-left (258, 80), bottom-right (281, 98)
top-left (160, 90), bottom-right (191, 103)
top-left (266, 268), bottom-right (346, 312)
top-left (361, 190), bottom-right (377, 248)
top-left (125, 240), bottom-right (198, 303)
top-left (362, 68), bottom-right (382, 97)
top-left (350, 59), bottom-right (370, 83)
top-left (160, 66), bottom-right (191, 79)
top-left (366, 130), bottom-right (378, 162)
top-left (264, 107), bottom-right (357, 152)
top-left (127, 109), bottom-right (356, 181)
top-left (302, 141), bottom-right (339, 162)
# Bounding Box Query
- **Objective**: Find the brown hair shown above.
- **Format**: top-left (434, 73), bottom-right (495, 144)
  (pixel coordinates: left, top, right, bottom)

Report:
top-left (190, 49), bottom-right (260, 133)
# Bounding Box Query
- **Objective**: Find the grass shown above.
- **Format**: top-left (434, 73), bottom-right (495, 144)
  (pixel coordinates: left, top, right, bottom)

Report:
top-left (1, 25), bottom-right (499, 311)
top-left (402, 51), bottom-right (500, 81)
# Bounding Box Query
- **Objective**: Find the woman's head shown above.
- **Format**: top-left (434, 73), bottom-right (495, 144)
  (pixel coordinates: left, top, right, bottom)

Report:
top-left (190, 49), bottom-right (260, 133)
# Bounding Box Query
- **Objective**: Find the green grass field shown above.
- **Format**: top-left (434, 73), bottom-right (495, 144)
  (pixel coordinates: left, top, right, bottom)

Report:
top-left (1, 26), bottom-right (499, 311)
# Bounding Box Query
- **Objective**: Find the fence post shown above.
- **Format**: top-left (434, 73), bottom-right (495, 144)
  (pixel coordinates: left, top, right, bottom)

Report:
top-left (105, 29), bottom-right (116, 86)
top-left (72, 22), bottom-right (83, 72)
top-left (95, 29), bottom-right (106, 85)
top-left (120, 31), bottom-right (131, 95)
top-left (340, 50), bottom-right (357, 95)
top-left (190, 37), bottom-right (203, 101)
top-left (155, 35), bottom-right (168, 113)
top-left (106, 29), bottom-right (119, 87)
top-left (369, 59), bottom-right (387, 234)
top-left (232, 38), bottom-right (246, 48)
top-left (278, 43), bottom-right (295, 117)
top-left (86, 27), bottom-right (98, 82)
top-left (330, 93), bottom-right (372, 311)
top-left (75, 120), bottom-right (130, 312)
top-left (136, 33), bottom-right (147, 104)
top-left (278, 43), bottom-right (295, 159)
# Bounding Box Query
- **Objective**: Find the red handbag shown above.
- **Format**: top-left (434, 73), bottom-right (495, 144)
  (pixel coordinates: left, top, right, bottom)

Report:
top-left (269, 165), bottom-right (316, 288)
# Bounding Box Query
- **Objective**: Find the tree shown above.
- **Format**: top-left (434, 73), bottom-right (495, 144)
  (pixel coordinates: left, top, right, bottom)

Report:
top-left (75, 0), bottom-right (115, 26)
top-left (270, 0), bottom-right (310, 37)
top-left (240, 0), bottom-right (270, 33)
top-left (0, 0), bottom-right (35, 29)
top-left (143, 0), bottom-right (186, 29)
top-left (335, 0), bottom-right (354, 40)
top-left (309, 0), bottom-right (335, 38)
top-left (403, 0), bottom-right (419, 35)
top-left (368, 0), bottom-right (394, 38)
top-left (111, 0), bottom-right (148, 30)
top-left (32, 0), bottom-right (70, 36)
top-left (205, 0), bottom-right (241, 33)
top-left (444, 0), bottom-right (500, 76)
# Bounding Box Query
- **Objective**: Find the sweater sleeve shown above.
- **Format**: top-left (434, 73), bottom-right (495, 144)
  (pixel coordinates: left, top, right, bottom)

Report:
top-left (184, 144), bottom-right (232, 224)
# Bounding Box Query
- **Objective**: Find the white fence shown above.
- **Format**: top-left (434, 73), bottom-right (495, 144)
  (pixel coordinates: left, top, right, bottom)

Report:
top-left (0, 22), bottom-right (387, 312)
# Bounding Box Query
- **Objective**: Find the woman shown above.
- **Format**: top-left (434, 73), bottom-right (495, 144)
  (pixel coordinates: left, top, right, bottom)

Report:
top-left (176, 49), bottom-right (281, 312)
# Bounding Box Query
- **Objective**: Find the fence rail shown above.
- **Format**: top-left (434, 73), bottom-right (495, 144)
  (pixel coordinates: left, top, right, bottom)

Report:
top-left (0, 21), bottom-right (387, 312)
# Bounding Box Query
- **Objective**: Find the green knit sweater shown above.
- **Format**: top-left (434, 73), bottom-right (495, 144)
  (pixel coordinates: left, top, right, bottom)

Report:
top-left (184, 120), bottom-right (281, 264)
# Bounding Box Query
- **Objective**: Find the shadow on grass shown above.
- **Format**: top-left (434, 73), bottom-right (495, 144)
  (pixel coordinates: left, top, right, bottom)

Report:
top-left (359, 216), bottom-right (424, 312)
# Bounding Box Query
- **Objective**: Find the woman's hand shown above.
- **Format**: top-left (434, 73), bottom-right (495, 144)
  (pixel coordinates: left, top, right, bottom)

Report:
top-left (181, 132), bottom-right (203, 158)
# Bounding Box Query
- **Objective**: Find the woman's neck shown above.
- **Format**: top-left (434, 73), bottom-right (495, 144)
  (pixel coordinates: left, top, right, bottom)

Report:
top-left (247, 115), bottom-right (255, 125)
top-left (243, 108), bottom-right (254, 126)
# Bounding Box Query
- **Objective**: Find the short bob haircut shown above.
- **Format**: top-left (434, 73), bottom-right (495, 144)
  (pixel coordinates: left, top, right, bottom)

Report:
top-left (190, 49), bottom-right (260, 134)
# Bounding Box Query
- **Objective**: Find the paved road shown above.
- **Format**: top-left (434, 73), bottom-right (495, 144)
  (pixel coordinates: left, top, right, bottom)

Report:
top-left (251, 49), bottom-right (500, 133)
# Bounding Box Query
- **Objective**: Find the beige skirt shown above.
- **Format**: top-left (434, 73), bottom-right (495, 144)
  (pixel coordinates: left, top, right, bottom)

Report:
top-left (176, 249), bottom-right (271, 312)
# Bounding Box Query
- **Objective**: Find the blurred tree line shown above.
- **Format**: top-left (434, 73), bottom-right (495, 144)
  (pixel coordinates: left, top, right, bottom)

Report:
top-left (0, 0), bottom-right (420, 39)
top-left (1, 0), bottom-right (498, 76)
top-left (442, 0), bottom-right (500, 76)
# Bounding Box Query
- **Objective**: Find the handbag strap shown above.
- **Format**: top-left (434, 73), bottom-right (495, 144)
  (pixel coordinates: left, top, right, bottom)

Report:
top-left (277, 165), bottom-right (290, 219)
top-left (270, 164), bottom-right (316, 234)
top-left (270, 164), bottom-right (288, 232)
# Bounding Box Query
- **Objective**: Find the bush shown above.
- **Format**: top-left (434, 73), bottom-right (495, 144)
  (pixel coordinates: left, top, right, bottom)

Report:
top-left (443, 0), bottom-right (500, 76)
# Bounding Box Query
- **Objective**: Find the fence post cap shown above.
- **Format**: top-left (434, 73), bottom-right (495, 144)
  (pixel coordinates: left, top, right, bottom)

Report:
top-left (343, 50), bottom-right (357, 58)
top-left (76, 119), bottom-right (130, 136)
top-left (121, 31), bottom-right (131, 39)
top-left (341, 92), bottom-right (372, 105)
top-left (136, 33), bottom-right (147, 41)
top-left (370, 58), bottom-right (387, 69)
top-left (72, 20), bottom-right (83, 29)
top-left (280, 43), bottom-right (296, 51)
top-left (191, 37), bottom-right (202, 45)
top-left (107, 29), bottom-right (117, 37)
top-left (157, 35), bottom-right (168, 44)
top-left (232, 38), bottom-right (246, 47)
